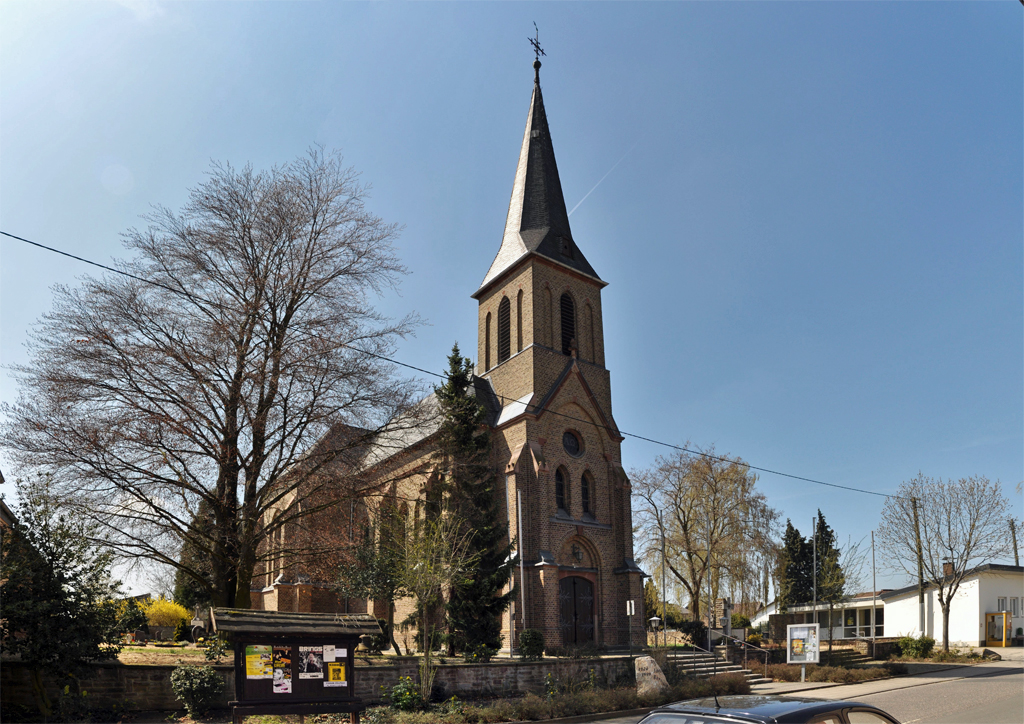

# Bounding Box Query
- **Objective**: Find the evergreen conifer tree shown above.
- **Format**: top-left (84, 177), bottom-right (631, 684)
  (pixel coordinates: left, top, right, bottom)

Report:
top-left (435, 344), bottom-right (516, 652)
top-left (813, 510), bottom-right (845, 654)
top-left (777, 520), bottom-right (813, 612)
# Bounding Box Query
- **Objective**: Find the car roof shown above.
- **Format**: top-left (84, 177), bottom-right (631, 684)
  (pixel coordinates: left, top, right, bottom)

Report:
top-left (656, 695), bottom-right (874, 722)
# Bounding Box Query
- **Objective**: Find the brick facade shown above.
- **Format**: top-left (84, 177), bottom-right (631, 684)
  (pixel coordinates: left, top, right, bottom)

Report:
top-left (255, 61), bottom-right (645, 653)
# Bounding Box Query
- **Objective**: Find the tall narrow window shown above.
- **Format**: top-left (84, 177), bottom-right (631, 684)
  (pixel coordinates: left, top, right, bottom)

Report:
top-left (516, 290), bottom-right (524, 352)
top-left (485, 312), bottom-right (492, 370)
top-left (555, 467), bottom-right (568, 512)
top-left (560, 293), bottom-right (576, 356)
top-left (498, 297), bottom-right (511, 363)
top-left (545, 288), bottom-right (553, 346)
top-left (581, 472), bottom-right (592, 515)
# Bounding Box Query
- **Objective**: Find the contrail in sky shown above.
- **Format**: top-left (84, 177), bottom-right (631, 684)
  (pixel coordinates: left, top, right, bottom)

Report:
top-left (567, 140), bottom-right (639, 217)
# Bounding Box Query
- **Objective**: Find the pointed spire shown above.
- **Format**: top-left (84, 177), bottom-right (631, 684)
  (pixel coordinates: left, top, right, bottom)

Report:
top-left (476, 62), bottom-right (602, 296)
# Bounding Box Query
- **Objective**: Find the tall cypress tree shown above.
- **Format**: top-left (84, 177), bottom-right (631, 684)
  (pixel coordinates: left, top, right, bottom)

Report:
top-left (435, 343), bottom-right (516, 652)
top-left (814, 510), bottom-right (845, 653)
top-left (777, 520), bottom-right (813, 612)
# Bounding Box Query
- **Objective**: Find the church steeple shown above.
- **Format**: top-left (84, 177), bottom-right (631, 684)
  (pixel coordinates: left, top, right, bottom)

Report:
top-left (475, 61), bottom-right (602, 297)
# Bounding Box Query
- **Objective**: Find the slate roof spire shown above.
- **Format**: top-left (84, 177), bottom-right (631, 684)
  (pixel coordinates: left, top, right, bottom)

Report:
top-left (476, 60), bottom-right (603, 296)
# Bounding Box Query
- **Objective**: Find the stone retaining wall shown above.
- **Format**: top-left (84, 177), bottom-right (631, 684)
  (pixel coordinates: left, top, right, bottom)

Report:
top-left (1, 656), bottom-right (636, 714)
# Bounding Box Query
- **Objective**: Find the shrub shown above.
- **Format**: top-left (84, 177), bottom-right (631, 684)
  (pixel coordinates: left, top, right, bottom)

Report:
top-left (172, 618), bottom-right (190, 642)
top-left (519, 629), bottom-right (544, 660)
top-left (677, 619), bottom-right (708, 647)
top-left (203, 636), bottom-right (229, 662)
top-left (387, 676), bottom-right (422, 711)
top-left (463, 643), bottom-right (497, 663)
top-left (169, 664), bottom-right (224, 717)
top-left (746, 633), bottom-right (763, 647)
top-left (896, 635), bottom-right (935, 659)
top-left (731, 613), bottom-right (751, 629)
top-left (145, 597), bottom-right (191, 628)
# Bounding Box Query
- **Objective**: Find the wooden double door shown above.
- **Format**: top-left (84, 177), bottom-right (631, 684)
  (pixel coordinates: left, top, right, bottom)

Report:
top-left (558, 576), bottom-right (595, 646)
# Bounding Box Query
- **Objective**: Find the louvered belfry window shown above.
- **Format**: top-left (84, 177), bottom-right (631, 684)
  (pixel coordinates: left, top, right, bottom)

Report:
top-left (498, 296), bottom-right (511, 363)
top-left (560, 293), bottom-right (575, 356)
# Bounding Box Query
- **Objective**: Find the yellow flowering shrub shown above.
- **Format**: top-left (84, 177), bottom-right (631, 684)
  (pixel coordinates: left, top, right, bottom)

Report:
top-left (145, 597), bottom-right (191, 627)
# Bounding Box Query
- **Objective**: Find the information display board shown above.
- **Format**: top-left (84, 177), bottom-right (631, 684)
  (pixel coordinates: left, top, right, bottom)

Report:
top-left (786, 623), bottom-right (820, 664)
top-left (212, 608), bottom-right (381, 724)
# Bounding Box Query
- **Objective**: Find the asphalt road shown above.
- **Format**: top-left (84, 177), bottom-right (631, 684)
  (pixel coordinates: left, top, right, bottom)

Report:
top-left (850, 660), bottom-right (1023, 724)
top-left (592, 659), bottom-right (1024, 724)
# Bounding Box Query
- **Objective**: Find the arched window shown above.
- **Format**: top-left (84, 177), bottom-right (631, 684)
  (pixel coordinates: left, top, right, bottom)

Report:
top-left (555, 467), bottom-right (568, 513)
top-left (581, 472), bottom-right (593, 516)
top-left (560, 293), bottom-right (576, 356)
top-left (485, 312), bottom-right (492, 370)
top-left (516, 290), bottom-right (524, 353)
top-left (498, 296), bottom-right (511, 363)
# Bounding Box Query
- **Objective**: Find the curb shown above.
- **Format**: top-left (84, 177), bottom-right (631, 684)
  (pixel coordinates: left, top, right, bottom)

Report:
top-left (748, 661), bottom-right (980, 696)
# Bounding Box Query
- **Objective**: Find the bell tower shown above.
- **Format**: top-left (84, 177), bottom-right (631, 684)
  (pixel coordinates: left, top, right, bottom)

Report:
top-left (474, 60), bottom-right (645, 651)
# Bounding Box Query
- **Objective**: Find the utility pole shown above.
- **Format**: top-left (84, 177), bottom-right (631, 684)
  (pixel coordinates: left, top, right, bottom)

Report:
top-left (1010, 518), bottom-right (1020, 567)
top-left (871, 530), bottom-right (877, 660)
top-left (911, 497), bottom-right (925, 636)
top-left (812, 516), bottom-right (817, 629)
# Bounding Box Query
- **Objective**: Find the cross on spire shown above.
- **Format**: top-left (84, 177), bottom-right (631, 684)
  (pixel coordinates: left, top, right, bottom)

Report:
top-left (529, 22), bottom-right (546, 63)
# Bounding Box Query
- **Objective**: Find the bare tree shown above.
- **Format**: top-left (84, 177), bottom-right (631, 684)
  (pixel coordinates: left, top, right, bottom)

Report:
top-left (402, 513), bottom-right (478, 704)
top-left (878, 474), bottom-right (1010, 651)
top-left (632, 445), bottom-right (779, 624)
top-left (2, 149), bottom-right (418, 608)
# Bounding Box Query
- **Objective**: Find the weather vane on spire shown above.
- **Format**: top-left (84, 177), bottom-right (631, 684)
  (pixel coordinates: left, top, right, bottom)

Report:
top-left (529, 22), bottom-right (546, 63)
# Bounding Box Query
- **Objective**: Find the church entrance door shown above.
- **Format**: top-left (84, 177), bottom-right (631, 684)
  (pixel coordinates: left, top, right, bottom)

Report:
top-left (558, 576), bottom-right (595, 646)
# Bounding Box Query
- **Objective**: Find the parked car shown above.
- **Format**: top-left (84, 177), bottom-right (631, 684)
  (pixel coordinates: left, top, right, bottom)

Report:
top-left (637, 695), bottom-right (899, 724)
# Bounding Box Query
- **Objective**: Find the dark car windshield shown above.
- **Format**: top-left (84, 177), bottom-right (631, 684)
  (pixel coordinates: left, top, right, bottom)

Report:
top-left (642, 715), bottom-right (747, 724)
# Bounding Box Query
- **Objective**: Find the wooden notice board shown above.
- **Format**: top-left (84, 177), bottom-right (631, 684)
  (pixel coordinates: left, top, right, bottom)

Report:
top-left (212, 608), bottom-right (381, 723)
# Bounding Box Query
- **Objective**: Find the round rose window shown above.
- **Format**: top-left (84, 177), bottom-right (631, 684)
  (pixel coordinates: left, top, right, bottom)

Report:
top-left (563, 430), bottom-right (583, 457)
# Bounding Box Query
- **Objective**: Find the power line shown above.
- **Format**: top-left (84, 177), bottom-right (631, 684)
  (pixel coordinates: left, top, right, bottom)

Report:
top-left (2, 228), bottom-right (901, 501)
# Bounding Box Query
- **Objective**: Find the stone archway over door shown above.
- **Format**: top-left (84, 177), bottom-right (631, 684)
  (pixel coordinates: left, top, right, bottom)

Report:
top-left (559, 576), bottom-right (595, 646)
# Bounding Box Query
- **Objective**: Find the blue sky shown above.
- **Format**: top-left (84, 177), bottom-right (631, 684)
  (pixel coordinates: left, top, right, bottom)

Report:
top-left (1, 1), bottom-right (1021, 592)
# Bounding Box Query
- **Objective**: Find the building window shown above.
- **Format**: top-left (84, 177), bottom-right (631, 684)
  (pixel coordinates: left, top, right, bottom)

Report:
top-left (485, 312), bottom-right (491, 370)
top-left (581, 472), bottom-right (592, 515)
top-left (498, 296), bottom-right (511, 363)
top-left (998, 597), bottom-right (1007, 612)
top-left (555, 467), bottom-right (568, 513)
top-left (516, 290), bottom-right (523, 353)
top-left (560, 293), bottom-right (576, 356)
top-left (1012, 598), bottom-right (1019, 617)
top-left (563, 430), bottom-right (582, 457)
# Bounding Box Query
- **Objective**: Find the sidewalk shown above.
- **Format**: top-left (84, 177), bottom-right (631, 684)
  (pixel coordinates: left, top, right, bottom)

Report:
top-left (750, 657), bottom-right (1022, 699)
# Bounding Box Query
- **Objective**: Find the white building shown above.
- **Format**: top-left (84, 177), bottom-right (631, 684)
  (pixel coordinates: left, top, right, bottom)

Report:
top-left (751, 591), bottom-right (888, 641)
top-left (751, 564), bottom-right (1024, 648)
top-left (880, 564), bottom-right (1023, 647)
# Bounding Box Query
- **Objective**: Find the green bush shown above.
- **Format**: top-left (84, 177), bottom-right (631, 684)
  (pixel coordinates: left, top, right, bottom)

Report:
top-left (746, 633), bottom-right (763, 647)
top-left (731, 613), bottom-right (752, 629)
top-left (463, 643), bottom-right (497, 663)
top-left (387, 676), bottom-right (422, 711)
top-left (677, 619), bottom-right (708, 647)
top-left (897, 635), bottom-right (935, 658)
top-left (519, 629), bottom-right (544, 660)
top-left (170, 664), bottom-right (224, 717)
top-left (172, 618), bottom-right (190, 642)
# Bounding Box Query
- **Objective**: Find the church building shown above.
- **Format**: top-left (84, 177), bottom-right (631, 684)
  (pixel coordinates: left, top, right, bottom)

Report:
top-left (253, 59), bottom-right (645, 651)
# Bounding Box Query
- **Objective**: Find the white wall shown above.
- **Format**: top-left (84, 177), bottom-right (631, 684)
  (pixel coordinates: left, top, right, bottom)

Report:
top-left (882, 572), bottom-right (1024, 647)
top-left (978, 572), bottom-right (1024, 640)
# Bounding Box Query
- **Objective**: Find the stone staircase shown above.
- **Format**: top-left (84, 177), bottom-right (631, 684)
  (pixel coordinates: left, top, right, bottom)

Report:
top-left (666, 648), bottom-right (772, 685)
top-left (817, 648), bottom-right (874, 668)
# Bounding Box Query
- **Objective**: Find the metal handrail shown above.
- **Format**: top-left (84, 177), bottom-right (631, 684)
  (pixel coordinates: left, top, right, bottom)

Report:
top-left (709, 631), bottom-right (771, 679)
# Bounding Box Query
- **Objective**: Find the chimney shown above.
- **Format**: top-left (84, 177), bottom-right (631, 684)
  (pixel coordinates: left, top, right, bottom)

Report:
top-left (942, 561), bottom-right (954, 577)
